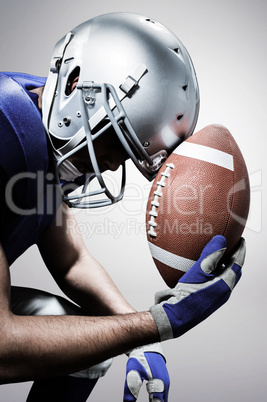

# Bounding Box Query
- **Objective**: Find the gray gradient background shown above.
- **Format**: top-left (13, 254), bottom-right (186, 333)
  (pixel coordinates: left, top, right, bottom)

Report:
top-left (0, 0), bottom-right (266, 400)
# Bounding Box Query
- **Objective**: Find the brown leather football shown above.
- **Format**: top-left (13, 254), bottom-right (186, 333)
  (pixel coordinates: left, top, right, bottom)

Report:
top-left (146, 124), bottom-right (250, 288)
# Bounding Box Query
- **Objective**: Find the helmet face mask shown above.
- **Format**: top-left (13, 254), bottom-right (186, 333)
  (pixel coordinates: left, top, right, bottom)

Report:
top-left (42, 12), bottom-right (200, 208)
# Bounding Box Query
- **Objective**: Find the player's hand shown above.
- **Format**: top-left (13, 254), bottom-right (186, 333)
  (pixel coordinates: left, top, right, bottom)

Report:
top-left (150, 235), bottom-right (246, 341)
top-left (123, 343), bottom-right (170, 402)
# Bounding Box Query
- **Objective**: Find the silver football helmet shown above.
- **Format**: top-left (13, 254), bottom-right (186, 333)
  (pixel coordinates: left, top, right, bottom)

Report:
top-left (42, 12), bottom-right (200, 208)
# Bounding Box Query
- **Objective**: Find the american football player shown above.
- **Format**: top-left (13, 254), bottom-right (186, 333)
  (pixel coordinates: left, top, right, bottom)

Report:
top-left (0, 13), bottom-right (245, 402)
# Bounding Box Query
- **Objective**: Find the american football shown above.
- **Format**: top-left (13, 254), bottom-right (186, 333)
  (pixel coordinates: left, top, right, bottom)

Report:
top-left (146, 124), bottom-right (250, 288)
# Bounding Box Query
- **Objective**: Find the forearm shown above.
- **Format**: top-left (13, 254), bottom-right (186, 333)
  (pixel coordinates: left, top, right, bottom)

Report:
top-left (53, 253), bottom-right (136, 316)
top-left (39, 206), bottom-right (136, 316)
top-left (1, 310), bottom-right (159, 383)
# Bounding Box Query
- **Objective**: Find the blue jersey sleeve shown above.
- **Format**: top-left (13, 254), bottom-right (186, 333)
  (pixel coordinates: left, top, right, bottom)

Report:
top-left (0, 72), bottom-right (60, 265)
top-left (0, 73), bottom-right (48, 211)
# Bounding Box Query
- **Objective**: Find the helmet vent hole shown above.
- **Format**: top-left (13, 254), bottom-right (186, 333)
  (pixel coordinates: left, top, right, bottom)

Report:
top-left (182, 85), bottom-right (188, 91)
top-left (177, 115), bottom-right (184, 121)
top-left (145, 18), bottom-right (155, 24)
top-left (64, 57), bottom-right (74, 64)
top-left (173, 48), bottom-right (179, 53)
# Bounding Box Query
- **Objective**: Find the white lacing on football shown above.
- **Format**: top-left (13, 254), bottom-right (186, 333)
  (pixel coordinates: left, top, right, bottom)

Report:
top-left (148, 163), bottom-right (175, 238)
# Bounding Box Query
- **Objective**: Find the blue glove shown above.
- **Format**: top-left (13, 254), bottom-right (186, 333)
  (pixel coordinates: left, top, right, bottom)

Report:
top-left (150, 235), bottom-right (246, 341)
top-left (123, 343), bottom-right (170, 402)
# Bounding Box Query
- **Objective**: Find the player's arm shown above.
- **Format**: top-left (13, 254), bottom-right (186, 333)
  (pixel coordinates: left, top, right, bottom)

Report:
top-left (0, 233), bottom-right (244, 385)
top-left (37, 203), bottom-right (136, 316)
top-left (39, 204), bottom-right (172, 402)
top-left (0, 241), bottom-right (158, 383)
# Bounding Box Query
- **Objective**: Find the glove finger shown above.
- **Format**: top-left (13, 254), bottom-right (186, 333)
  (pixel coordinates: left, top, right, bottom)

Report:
top-left (200, 235), bottom-right (227, 274)
top-left (225, 237), bottom-right (246, 271)
top-left (180, 235), bottom-right (227, 284)
top-left (123, 371), bottom-right (142, 402)
top-left (200, 235), bottom-right (227, 260)
top-left (217, 238), bottom-right (245, 290)
top-left (146, 379), bottom-right (166, 402)
top-left (234, 268), bottom-right (242, 287)
top-left (149, 395), bottom-right (163, 402)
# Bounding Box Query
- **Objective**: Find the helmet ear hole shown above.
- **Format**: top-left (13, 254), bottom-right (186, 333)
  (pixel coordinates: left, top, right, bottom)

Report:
top-left (65, 66), bottom-right (80, 95)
